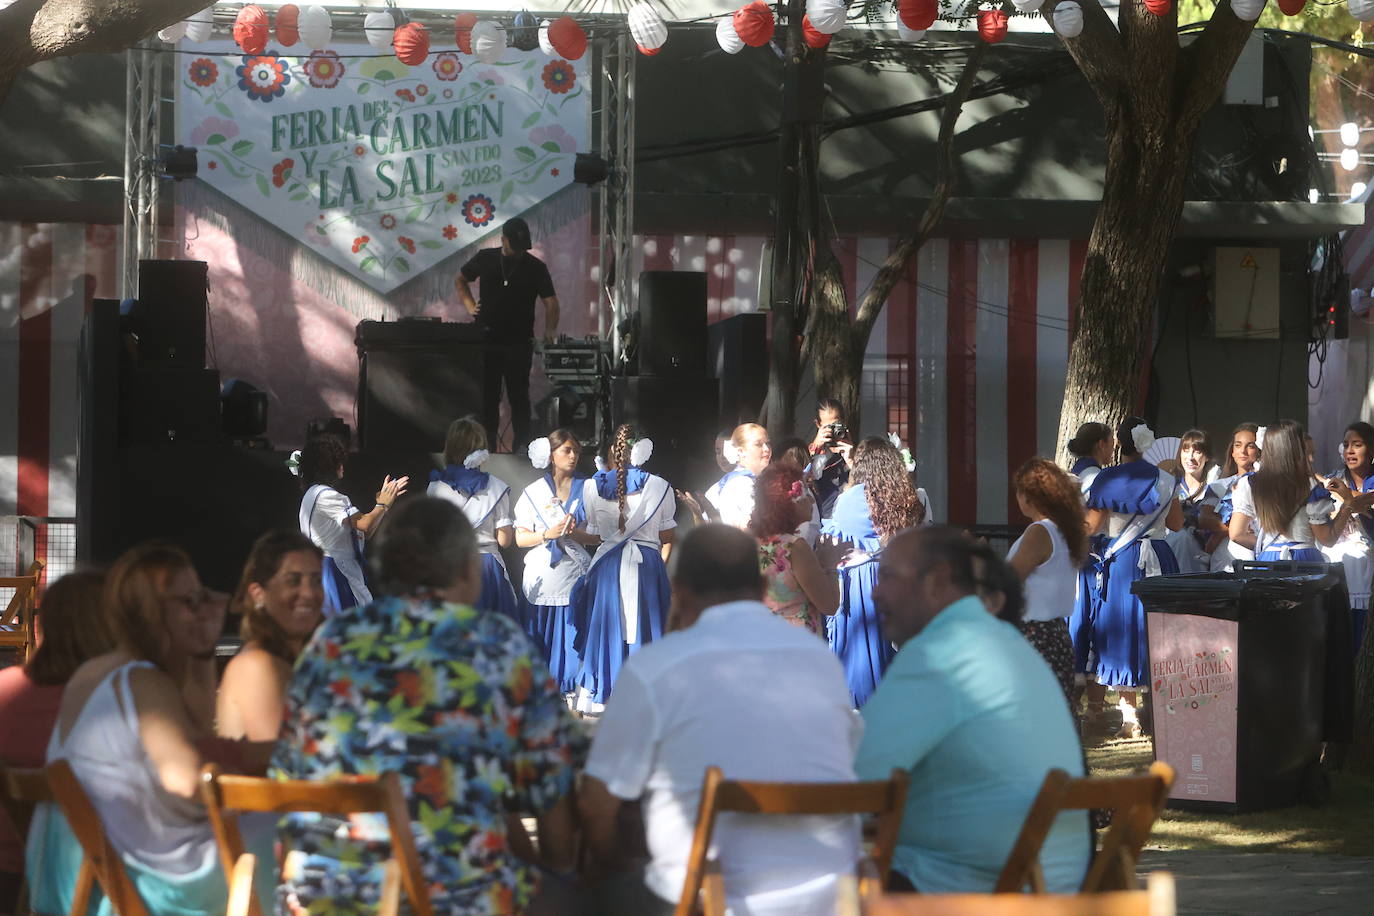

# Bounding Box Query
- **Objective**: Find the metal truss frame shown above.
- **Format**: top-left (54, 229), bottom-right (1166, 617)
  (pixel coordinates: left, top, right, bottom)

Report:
top-left (122, 41), bottom-right (164, 299)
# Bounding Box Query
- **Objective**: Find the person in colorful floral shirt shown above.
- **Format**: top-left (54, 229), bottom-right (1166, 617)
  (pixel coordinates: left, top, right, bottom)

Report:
top-left (270, 497), bottom-right (586, 915)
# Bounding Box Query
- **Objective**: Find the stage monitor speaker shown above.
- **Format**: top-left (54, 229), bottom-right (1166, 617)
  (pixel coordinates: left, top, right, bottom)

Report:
top-left (708, 313), bottom-right (767, 428)
top-left (77, 299), bottom-right (123, 566)
top-left (638, 271), bottom-right (707, 377)
top-left (120, 367), bottom-right (224, 446)
top-left (357, 325), bottom-right (486, 451)
top-left (612, 375), bottom-right (719, 492)
top-left (131, 259), bottom-right (208, 368)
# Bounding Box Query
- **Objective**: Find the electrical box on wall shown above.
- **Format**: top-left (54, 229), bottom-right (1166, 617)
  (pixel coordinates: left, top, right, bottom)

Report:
top-left (1211, 246), bottom-right (1280, 339)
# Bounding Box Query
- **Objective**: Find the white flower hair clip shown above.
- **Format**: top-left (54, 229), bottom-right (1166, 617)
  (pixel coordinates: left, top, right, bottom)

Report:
top-left (463, 449), bottom-right (490, 470)
top-left (722, 439), bottom-right (741, 466)
top-left (286, 450), bottom-right (302, 477)
top-left (1255, 426), bottom-right (1268, 451)
top-left (630, 437), bottom-right (654, 468)
top-left (527, 437), bottom-right (552, 469)
top-left (1130, 423), bottom-right (1156, 454)
top-left (887, 432), bottom-right (901, 449)
top-left (887, 432), bottom-right (916, 472)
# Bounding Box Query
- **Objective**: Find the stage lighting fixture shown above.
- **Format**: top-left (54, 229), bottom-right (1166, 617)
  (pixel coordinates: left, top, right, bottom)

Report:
top-left (158, 145), bottom-right (199, 181)
top-left (574, 152), bottom-right (610, 185)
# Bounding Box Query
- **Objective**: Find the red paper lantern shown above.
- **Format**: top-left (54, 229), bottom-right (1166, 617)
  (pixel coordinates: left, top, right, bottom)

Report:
top-left (898, 0), bottom-right (937, 31)
top-left (802, 14), bottom-right (832, 48)
top-left (978, 9), bottom-right (1008, 43)
top-left (233, 5), bottom-right (270, 56)
top-left (1143, 0), bottom-right (1172, 15)
top-left (733, 1), bottom-right (775, 47)
top-left (275, 4), bottom-right (300, 47)
top-left (393, 22), bottom-right (430, 65)
top-left (548, 16), bottom-right (588, 60)
top-left (638, 45), bottom-right (662, 56)
top-left (1277, 0), bottom-right (1305, 12)
top-left (455, 12), bottom-right (477, 54)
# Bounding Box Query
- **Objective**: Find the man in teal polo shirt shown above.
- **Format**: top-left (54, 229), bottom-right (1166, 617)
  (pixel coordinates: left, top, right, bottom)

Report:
top-left (855, 526), bottom-right (1090, 893)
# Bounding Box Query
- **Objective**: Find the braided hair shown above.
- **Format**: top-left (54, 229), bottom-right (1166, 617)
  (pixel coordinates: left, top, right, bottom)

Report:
top-left (609, 423), bottom-right (633, 532)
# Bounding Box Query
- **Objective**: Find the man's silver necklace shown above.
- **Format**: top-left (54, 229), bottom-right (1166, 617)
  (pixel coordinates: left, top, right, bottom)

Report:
top-left (500, 253), bottom-right (521, 288)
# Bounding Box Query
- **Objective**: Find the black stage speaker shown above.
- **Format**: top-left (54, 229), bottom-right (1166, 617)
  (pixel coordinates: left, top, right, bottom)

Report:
top-left (708, 313), bottom-right (767, 429)
top-left (638, 271), bottom-right (707, 376)
top-left (131, 259), bottom-right (208, 367)
top-left (356, 319), bottom-right (486, 451)
top-left (120, 367), bottom-right (224, 446)
top-left (77, 300), bottom-right (123, 566)
top-left (612, 375), bottom-right (719, 492)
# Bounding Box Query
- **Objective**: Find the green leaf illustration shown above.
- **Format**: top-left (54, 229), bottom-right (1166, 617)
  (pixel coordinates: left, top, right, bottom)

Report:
top-left (395, 255), bottom-right (411, 272)
top-left (358, 82), bottom-right (372, 95)
top-left (360, 255), bottom-right (378, 273)
top-left (214, 101), bottom-right (233, 118)
top-left (404, 205), bottom-right (422, 223)
top-left (523, 59), bottom-right (536, 70)
top-left (499, 179), bottom-right (514, 204)
top-left (290, 191), bottom-right (309, 201)
top-left (419, 240), bottom-right (443, 249)
top-left (255, 173), bottom-right (270, 197)
top-left (231, 140), bottom-right (255, 157)
top-left (315, 225), bottom-right (328, 236)
top-left (526, 76), bottom-right (534, 92)
top-left (514, 146), bottom-right (536, 163)
top-left (521, 111), bottom-right (541, 129)
top-left (206, 133), bottom-right (226, 146)
top-left (540, 141), bottom-right (561, 154)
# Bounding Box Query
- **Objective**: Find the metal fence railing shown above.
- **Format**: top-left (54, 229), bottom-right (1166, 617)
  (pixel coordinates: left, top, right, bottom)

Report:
top-left (1, 517), bottom-right (78, 605)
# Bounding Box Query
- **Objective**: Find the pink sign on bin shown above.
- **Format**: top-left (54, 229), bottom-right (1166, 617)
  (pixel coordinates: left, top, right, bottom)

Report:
top-left (1146, 613), bottom-right (1239, 804)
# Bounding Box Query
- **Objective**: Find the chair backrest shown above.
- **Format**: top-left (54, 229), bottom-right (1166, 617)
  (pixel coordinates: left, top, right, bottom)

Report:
top-left (0, 559), bottom-right (45, 659)
top-left (44, 759), bottom-right (150, 916)
top-left (674, 765), bottom-right (910, 916)
top-left (995, 763), bottom-right (1175, 894)
top-left (199, 765), bottom-right (433, 916)
top-left (0, 764), bottom-right (96, 916)
top-left (857, 871), bottom-right (1176, 916)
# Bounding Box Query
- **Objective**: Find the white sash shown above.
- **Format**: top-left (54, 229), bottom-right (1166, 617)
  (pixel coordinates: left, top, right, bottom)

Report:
top-left (1097, 474), bottom-right (1173, 584)
top-left (437, 480), bottom-right (510, 562)
top-left (585, 475), bottom-right (670, 644)
top-left (519, 479), bottom-right (591, 602)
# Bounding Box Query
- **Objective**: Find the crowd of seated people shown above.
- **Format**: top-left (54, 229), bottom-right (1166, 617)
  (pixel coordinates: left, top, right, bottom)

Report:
top-left (1, 501), bottom-right (1096, 915)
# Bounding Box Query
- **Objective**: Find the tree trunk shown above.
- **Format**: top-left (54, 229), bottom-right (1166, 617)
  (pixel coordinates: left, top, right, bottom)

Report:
top-left (1054, 115), bottom-right (1193, 463)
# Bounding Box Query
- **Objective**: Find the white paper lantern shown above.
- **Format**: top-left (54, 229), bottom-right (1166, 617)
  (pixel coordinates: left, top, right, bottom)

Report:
top-left (299, 5), bottom-right (332, 50)
top-left (538, 19), bottom-right (556, 56)
top-left (806, 0), bottom-right (847, 34)
top-left (158, 20), bottom-right (188, 42)
top-left (472, 20), bottom-right (507, 63)
top-left (1341, 147), bottom-right (1360, 172)
top-left (1341, 122), bottom-right (1362, 148)
top-left (1052, 1), bottom-right (1084, 37)
top-left (363, 10), bottom-right (395, 50)
top-left (896, 22), bottom-right (927, 42)
top-left (715, 18), bottom-right (745, 53)
top-left (1012, 0), bottom-right (1045, 11)
top-left (627, 3), bottom-right (668, 52)
top-left (1231, 0), bottom-right (1265, 19)
top-left (1350, 0), bottom-right (1374, 21)
top-left (184, 7), bottom-right (214, 43)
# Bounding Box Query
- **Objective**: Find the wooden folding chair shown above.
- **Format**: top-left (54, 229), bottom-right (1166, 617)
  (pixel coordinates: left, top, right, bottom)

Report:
top-left (855, 871), bottom-right (1176, 916)
top-left (199, 765), bottom-right (433, 916)
top-left (0, 764), bottom-right (96, 916)
top-left (674, 765), bottom-right (909, 916)
top-left (44, 759), bottom-right (150, 916)
top-left (0, 559), bottom-right (44, 660)
top-left (995, 763), bottom-right (1175, 894)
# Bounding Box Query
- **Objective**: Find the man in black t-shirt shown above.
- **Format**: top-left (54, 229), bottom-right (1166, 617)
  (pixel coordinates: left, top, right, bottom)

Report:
top-left (456, 218), bottom-right (559, 449)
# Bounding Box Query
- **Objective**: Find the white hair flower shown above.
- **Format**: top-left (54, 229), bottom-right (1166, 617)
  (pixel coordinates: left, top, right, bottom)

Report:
top-left (722, 439), bottom-right (741, 466)
top-left (463, 449), bottom-right (490, 470)
top-left (887, 431), bottom-right (902, 449)
top-left (1130, 423), bottom-right (1156, 454)
top-left (527, 437), bottom-right (552, 469)
top-left (630, 437), bottom-right (654, 468)
top-left (1256, 426), bottom-right (1268, 451)
top-left (286, 450), bottom-right (302, 477)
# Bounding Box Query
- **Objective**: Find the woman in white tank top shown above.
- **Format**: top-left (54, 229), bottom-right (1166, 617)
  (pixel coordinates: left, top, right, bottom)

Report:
top-left (1007, 458), bottom-right (1090, 707)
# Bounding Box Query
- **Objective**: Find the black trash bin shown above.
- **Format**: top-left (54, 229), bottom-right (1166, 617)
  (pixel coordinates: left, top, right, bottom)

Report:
top-left (1132, 562), bottom-right (1348, 813)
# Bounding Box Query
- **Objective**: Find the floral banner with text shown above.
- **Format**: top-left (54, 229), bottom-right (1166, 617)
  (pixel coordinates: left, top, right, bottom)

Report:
top-left (176, 40), bottom-right (589, 293)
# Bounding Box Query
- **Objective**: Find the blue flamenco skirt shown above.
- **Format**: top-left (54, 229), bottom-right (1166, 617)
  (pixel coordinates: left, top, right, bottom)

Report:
top-left (826, 557), bottom-right (892, 708)
top-left (1071, 538), bottom-right (1178, 688)
top-left (1256, 547), bottom-right (1326, 563)
top-left (478, 553), bottom-right (521, 623)
top-left (321, 556), bottom-right (364, 618)
top-left (529, 602), bottom-right (582, 695)
top-left (570, 543), bottom-right (670, 704)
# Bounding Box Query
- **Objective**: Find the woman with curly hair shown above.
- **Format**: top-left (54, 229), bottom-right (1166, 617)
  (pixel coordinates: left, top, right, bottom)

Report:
top-left (1008, 458), bottom-right (1089, 705)
top-left (823, 436), bottom-right (925, 707)
top-left (750, 463), bottom-right (839, 635)
top-left (569, 424), bottom-right (677, 714)
top-left (297, 433), bottom-right (407, 616)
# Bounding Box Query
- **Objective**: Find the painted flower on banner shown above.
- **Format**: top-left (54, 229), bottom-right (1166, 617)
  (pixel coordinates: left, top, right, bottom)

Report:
top-left (474, 69), bottom-right (505, 86)
top-left (303, 50), bottom-right (344, 89)
top-left (462, 194), bottom-right (495, 227)
top-left (529, 124), bottom-right (576, 154)
top-left (190, 116), bottom-right (238, 146)
top-left (236, 55), bottom-right (291, 102)
top-left (396, 88), bottom-right (416, 102)
top-left (445, 192), bottom-right (459, 205)
top-left (352, 236), bottom-right (370, 253)
top-left (379, 213), bottom-right (397, 230)
top-left (443, 225), bottom-right (458, 240)
top-left (432, 52), bottom-right (462, 81)
top-left (188, 58), bottom-right (219, 87)
top-left (398, 236), bottom-right (416, 254)
top-left (541, 60), bottom-right (575, 94)
top-left (416, 84), bottom-right (429, 97)
top-left (271, 158), bottom-right (294, 188)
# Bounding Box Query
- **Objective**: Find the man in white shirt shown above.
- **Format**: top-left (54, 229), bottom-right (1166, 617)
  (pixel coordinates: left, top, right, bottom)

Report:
top-left (580, 524), bottom-right (862, 916)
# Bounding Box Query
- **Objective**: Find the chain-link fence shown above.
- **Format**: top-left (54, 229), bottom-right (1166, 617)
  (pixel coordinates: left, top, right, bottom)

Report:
top-left (1, 517), bottom-right (78, 605)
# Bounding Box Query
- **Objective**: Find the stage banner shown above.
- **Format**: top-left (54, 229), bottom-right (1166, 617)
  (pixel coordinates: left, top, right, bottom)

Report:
top-left (176, 41), bottom-right (589, 293)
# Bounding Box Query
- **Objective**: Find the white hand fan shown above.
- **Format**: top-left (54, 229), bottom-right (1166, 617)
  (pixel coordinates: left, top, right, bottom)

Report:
top-left (1142, 436), bottom-right (1181, 467)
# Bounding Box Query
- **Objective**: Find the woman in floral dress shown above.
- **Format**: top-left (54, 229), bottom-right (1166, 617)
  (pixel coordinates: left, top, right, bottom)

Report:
top-left (749, 463), bottom-right (838, 635)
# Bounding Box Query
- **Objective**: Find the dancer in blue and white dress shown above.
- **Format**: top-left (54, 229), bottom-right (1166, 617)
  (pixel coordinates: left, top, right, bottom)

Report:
top-left (1228, 420), bottom-right (1348, 566)
top-left (1324, 422), bottom-right (1374, 649)
top-left (514, 429), bottom-right (598, 694)
top-left (1202, 422), bottom-right (1261, 572)
top-left (570, 424), bottom-right (676, 713)
top-left (426, 416), bottom-right (519, 620)
top-left (704, 422), bottom-right (771, 529)
top-left (1071, 418), bottom-right (1183, 728)
top-left (1067, 422), bottom-right (1114, 497)
top-left (295, 433), bottom-right (407, 617)
top-left (823, 436), bottom-right (925, 708)
top-left (1164, 429), bottom-right (1222, 574)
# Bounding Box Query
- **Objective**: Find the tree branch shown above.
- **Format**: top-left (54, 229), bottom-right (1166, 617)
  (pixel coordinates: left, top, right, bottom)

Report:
top-left (1041, 0), bottom-right (1128, 119)
top-left (1118, 0), bottom-right (1178, 135)
top-left (851, 41), bottom-right (987, 345)
top-left (1177, 4), bottom-right (1257, 129)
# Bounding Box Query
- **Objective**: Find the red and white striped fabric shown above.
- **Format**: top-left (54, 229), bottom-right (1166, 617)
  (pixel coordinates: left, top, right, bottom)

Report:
top-left (0, 222), bottom-right (120, 519)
